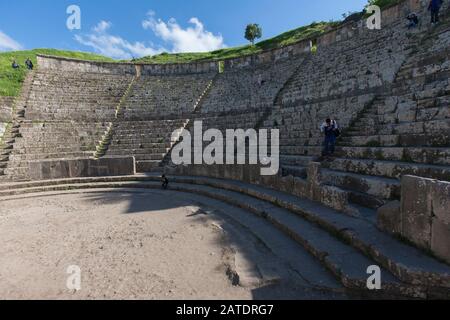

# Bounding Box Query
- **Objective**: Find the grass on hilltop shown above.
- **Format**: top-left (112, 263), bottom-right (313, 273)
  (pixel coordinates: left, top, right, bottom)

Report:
top-left (367, 0), bottom-right (402, 9)
top-left (135, 21), bottom-right (340, 64)
top-left (0, 49), bottom-right (114, 97)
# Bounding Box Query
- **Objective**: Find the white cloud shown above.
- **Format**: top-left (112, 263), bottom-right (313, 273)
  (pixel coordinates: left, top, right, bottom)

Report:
top-left (93, 20), bottom-right (112, 33)
top-left (142, 12), bottom-right (226, 53)
top-left (0, 30), bottom-right (23, 51)
top-left (75, 13), bottom-right (226, 59)
top-left (75, 21), bottom-right (162, 59)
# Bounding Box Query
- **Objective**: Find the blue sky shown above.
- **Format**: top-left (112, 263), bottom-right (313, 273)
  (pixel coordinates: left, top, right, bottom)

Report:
top-left (0, 0), bottom-right (368, 59)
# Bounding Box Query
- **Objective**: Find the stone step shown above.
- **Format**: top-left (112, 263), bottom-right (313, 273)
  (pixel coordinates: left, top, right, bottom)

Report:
top-left (10, 147), bottom-right (95, 155)
top-left (336, 146), bottom-right (450, 165)
top-left (280, 146), bottom-right (322, 157)
top-left (114, 122), bottom-right (186, 129)
top-left (280, 155), bottom-right (316, 166)
top-left (3, 167), bottom-right (29, 177)
top-left (107, 149), bottom-right (167, 156)
top-left (8, 152), bottom-right (94, 162)
top-left (1, 175), bottom-right (449, 298)
top-left (338, 133), bottom-right (450, 147)
top-left (322, 157), bottom-right (450, 181)
top-left (136, 160), bottom-right (162, 172)
top-left (321, 169), bottom-right (401, 201)
top-left (383, 119), bottom-right (450, 135)
top-left (111, 136), bottom-right (175, 144)
top-left (109, 152), bottom-right (165, 161)
top-left (109, 145), bottom-right (170, 153)
top-left (281, 165), bottom-right (307, 179)
top-left (348, 118), bottom-right (450, 137)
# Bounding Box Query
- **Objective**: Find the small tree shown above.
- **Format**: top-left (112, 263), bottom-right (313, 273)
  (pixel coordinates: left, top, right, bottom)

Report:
top-left (245, 24), bottom-right (262, 45)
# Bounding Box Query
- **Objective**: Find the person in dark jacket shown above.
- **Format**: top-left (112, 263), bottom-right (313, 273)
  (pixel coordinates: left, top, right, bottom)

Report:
top-left (25, 58), bottom-right (34, 70)
top-left (162, 175), bottom-right (169, 190)
top-left (429, 0), bottom-right (443, 24)
top-left (11, 60), bottom-right (20, 69)
top-left (320, 118), bottom-right (339, 157)
top-left (406, 12), bottom-right (419, 28)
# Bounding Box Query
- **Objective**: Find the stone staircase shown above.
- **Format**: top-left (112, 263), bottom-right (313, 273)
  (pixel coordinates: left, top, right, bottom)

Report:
top-left (107, 75), bottom-right (219, 171)
top-left (107, 120), bottom-right (187, 172)
top-left (122, 73), bottom-right (215, 120)
top-left (160, 75), bottom-right (219, 168)
top-left (94, 76), bottom-right (136, 159)
top-left (0, 71), bottom-right (35, 181)
top-left (323, 15), bottom-right (450, 218)
top-left (260, 55), bottom-right (314, 178)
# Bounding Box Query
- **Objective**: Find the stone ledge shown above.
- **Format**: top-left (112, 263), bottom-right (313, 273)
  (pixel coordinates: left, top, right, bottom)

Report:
top-left (28, 156), bottom-right (136, 180)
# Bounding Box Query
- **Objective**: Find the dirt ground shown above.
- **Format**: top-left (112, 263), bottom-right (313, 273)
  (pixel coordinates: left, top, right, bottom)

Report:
top-left (0, 189), bottom-right (344, 300)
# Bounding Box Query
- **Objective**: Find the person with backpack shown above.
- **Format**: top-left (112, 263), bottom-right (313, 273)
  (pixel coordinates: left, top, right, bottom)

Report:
top-left (429, 0), bottom-right (443, 24)
top-left (320, 118), bottom-right (340, 157)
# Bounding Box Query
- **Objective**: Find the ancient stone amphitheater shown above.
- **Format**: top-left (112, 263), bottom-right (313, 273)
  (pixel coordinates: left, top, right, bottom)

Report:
top-left (0, 0), bottom-right (449, 299)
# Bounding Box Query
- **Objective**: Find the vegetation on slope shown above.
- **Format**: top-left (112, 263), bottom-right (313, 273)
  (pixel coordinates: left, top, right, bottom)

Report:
top-left (135, 21), bottom-right (339, 64)
top-left (367, 0), bottom-right (402, 10)
top-left (0, 49), bottom-right (113, 97)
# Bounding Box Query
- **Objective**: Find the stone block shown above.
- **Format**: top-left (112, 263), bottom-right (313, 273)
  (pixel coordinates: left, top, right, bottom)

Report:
top-left (431, 218), bottom-right (450, 265)
top-left (307, 162), bottom-right (321, 187)
top-left (277, 175), bottom-right (294, 194)
top-left (431, 180), bottom-right (450, 225)
top-left (292, 177), bottom-right (308, 198)
top-left (377, 200), bottom-right (402, 235)
top-left (318, 185), bottom-right (349, 213)
top-left (401, 175), bottom-right (433, 249)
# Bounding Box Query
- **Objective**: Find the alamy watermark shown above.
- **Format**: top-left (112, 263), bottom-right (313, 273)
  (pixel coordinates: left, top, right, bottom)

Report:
top-left (367, 265), bottom-right (382, 290)
top-left (66, 265), bottom-right (82, 291)
top-left (171, 121), bottom-right (280, 176)
top-left (66, 5), bottom-right (81, 30)
top-left (366, 5), bottom-right (382, 30)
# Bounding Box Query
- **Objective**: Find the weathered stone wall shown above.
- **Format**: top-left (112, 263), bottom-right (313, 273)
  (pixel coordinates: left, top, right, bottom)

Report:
top-left (0, 96), bottom-right (13, 122)
top-left (36, 0), bottom-right (429, 76)
top-left (0, 122), bottom-right (7, 140)
top-left (28, 156), bottom-right (136, 180)
top-left (378, 175), bottom-right (450, 264)
top-left (37, 55), bottom-right (218, 75)
top-left (223, 0), bottom-right (426, 71)
top-left (0, 97), bottom-right (13, 141)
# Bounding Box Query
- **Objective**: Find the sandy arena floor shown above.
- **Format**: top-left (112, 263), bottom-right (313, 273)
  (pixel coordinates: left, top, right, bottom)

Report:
top-left (0, 188), bottom-right (345, 300)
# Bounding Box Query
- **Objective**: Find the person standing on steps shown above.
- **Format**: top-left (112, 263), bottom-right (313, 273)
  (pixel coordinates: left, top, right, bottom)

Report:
top-left (320, 118), bottom-right (339, 158)
top-left (429, 0), bottom-right (443, 24)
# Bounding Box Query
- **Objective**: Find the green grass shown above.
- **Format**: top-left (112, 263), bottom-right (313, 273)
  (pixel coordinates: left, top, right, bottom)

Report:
top-left (367, 0), bottom-right (402, 9)
top-left (135, 21), bottom-right (339, 64)
top-left (0, 49), bottom-right (114, 97)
